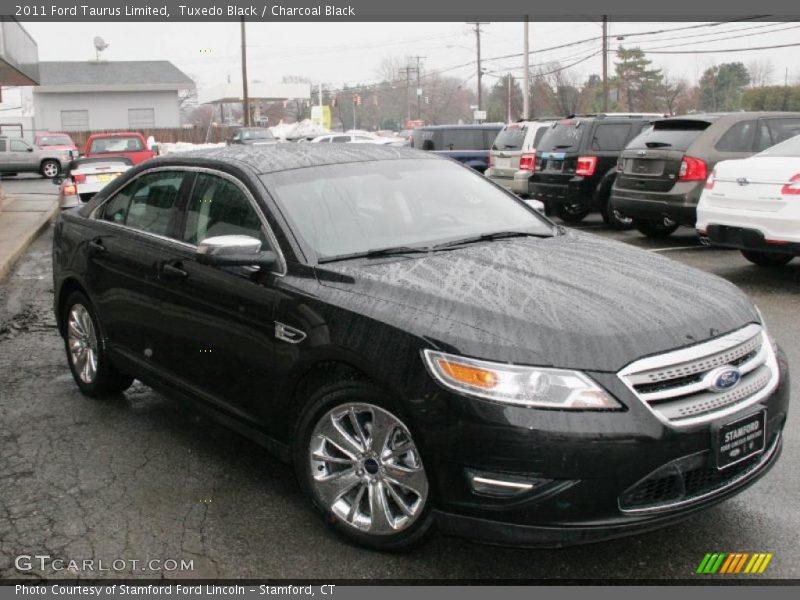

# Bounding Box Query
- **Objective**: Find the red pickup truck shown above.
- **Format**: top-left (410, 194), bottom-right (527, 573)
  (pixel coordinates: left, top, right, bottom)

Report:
top-left (83, 132), bottom-right (156, 165)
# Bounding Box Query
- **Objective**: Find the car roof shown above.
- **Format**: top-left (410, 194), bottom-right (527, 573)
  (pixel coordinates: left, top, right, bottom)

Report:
top-left (145, 143), bottom-right (439, 175)
top-left (87, 131), bottom-right (143, 138)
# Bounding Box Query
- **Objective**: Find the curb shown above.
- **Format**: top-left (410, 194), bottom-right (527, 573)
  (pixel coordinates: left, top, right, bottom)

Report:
top-left (0, 202), bottom-right (58, 281)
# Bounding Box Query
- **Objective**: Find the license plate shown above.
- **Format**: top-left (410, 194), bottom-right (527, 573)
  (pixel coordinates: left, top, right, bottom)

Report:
top-left (715, 409), bottom-right (766, 470)
top-left (95, 173), bottom-right (118, 183)
top-left (495, 158), bottom-right (511, 169)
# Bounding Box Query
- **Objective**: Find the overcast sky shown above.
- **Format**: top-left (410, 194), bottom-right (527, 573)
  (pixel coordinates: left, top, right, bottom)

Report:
top-left (2, 19), bottom-right (799, 112)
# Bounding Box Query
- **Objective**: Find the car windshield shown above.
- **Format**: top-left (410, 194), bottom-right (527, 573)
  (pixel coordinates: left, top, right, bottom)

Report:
top-left (625, 119), bottom-right (711, 151)
top-left (757, 133), bottom-right (800, 157)
top-left (242, 129), bottom-right (274, 140)
top-left (265, 159), bottom-right (554, 261)
top-left (90, 136), bottom-right (144, 153)
top-left (492, 124), bottom-right (527, 151)
top-left (537, 120), bottom-right (585, 151)
top-left (37, 135), bottom-right (73, 146)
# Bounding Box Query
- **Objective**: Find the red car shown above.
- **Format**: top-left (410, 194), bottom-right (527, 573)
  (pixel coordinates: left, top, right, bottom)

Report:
top-left (34, 132), bottom-right (77, 153)
top-left (83, 132), bottom-right (156, 165)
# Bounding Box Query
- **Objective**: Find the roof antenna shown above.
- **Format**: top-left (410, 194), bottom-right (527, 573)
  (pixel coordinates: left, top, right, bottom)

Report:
top-left (93, 36), bottom-right (109, 62)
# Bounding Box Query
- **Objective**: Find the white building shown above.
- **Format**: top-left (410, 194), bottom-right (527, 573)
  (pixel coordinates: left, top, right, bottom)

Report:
top-left (32, 60), bottom-right (194, 132)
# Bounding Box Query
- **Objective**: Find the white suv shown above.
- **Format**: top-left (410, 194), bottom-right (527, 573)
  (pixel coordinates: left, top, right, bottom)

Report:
top-left (485, 120), bottom-right (554, 196)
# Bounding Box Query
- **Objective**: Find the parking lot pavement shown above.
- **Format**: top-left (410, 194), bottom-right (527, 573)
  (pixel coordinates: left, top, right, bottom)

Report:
top-left (0, 212), bottom-right (798, 580)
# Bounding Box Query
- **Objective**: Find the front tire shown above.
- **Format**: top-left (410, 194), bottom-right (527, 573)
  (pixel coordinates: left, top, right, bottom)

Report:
top-left (41, 160), bottom-right (60, 178)
top-left (295, 382), bottom-right (434, 551)
top-left (63, 291), bottom-right (133, 397)
top-left (741, 250), bottom-right (794, 267)
top-left (634, 218), bottom-right (679, 238)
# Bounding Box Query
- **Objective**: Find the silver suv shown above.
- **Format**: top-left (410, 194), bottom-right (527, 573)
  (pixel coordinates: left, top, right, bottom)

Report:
top-left (485, 120), bottom-right (554, 196)
top-left (0, 136), bottom-right (73, 178)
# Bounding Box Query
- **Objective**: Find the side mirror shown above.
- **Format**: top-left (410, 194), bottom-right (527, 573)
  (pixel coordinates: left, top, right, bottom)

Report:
top-left (195, 235), bottom-right (277, 269)
top-left (27, 147), bottom-right (34, 152)
top-left (52, 176), bottom-right (63, 185)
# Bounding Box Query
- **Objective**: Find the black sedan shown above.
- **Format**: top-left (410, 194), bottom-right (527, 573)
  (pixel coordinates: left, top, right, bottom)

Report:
top-left (52, 145), bottom-right (790, 550)
top-left (226, 127), bottom-right (278, 146)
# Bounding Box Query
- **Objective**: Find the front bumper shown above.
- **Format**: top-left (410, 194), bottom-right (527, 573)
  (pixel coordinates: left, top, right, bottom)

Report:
top-left (414, 349), bottom-right (790, 547)
top-left (611, 181), bottom-right (703, 227)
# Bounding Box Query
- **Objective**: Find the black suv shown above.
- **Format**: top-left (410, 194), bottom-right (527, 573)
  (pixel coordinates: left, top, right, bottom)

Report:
top-left (52, 145), bottom-right (788, 550)
top-left (530, 114), bottom-right (662, 228)
top-left (612, 112), bottom-right (800, 238)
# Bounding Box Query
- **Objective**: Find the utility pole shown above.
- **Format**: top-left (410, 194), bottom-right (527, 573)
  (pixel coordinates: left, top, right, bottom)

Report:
top-left (467, 22), bottom-right (489, 111)
top-left (240, 17), bottom-right (250, 126)
top-left (399, 65), bottom-right (415, 123)
top-left (602, 15), bottom-right (608, 113)
top-left (523, 16), bottom-right (530, 120)
top-left (411, 55), bottom-right (426, 120)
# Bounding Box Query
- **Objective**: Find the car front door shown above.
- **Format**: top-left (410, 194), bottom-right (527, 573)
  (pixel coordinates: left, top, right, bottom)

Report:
top-left (153, 170), bottom-right (282, 427)
top-left (8, 138), bottom-right (35, 170)
top-left (85, 169), bottom-right (192, 367)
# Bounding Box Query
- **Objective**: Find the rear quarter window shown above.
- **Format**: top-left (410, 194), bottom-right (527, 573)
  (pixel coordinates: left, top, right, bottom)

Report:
top-left (715, 120), bottom-right (757, 152)
top-left (590, 123), bottom-right (632, 151)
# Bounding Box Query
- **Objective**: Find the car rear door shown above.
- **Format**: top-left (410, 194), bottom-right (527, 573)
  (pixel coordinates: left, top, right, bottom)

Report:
top-left (152, 170), bottom-right (282, 427)
top-left (85, 169), bottom-right (191, 365)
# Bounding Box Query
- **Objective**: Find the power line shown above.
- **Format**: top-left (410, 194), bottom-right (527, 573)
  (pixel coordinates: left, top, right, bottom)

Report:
top-left (645, 41), bottom-right (800, 54)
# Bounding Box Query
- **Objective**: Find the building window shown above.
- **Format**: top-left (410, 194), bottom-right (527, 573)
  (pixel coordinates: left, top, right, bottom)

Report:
top-left (128, 108), bottom-right (155, 129)
top-left (61, 110), bottom-right (89, 130)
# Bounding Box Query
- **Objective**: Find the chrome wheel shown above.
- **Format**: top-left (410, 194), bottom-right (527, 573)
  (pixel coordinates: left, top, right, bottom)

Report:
top-left (309, 403), bottom-right (428, 536)
top-left (67, 304), bottom-right (98, 384)
top-left (42, 161), bottom-right (59, 178)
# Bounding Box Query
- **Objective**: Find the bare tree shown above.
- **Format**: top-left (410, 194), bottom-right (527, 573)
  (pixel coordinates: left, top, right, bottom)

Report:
top-left (747, 59), bottom-right (775, 88)
top-left (661, 71), bottom-right (688, 115)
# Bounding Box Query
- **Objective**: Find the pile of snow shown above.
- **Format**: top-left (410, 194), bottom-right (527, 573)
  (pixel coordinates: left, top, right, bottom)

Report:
top-left (271, 119), bottom-right (329, 140)
top-left (157, 142), bottom-right (226, 155)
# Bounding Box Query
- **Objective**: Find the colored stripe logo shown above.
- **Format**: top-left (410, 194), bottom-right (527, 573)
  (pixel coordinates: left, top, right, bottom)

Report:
top-left (696, 552), bottom-right (773, 574)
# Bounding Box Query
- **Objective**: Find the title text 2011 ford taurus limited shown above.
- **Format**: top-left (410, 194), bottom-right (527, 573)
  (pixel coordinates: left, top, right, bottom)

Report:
top-left (52, 145), bottom-right (790, 550)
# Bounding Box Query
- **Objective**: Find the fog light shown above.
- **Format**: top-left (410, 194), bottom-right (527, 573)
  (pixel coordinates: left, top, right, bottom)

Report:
top-left (467, 470), bottom-right (553, 498)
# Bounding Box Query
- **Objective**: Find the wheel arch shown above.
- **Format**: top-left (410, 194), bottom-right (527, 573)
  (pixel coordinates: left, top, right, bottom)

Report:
top-left (56, 277), bottom-right (89, 337)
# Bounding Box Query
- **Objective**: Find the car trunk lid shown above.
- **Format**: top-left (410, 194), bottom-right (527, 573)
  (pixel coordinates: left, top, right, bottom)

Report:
top-left (705, 157), bottom-right (800, 212)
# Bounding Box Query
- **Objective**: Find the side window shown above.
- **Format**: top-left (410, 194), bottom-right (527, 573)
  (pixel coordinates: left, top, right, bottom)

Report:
top-left (531, 126), bottom-right (548, 149)
top-left (331, 136), bottom-right (350, 143)
top-left (755, 121), bottom-right (774, 152)
top-left (764, 118), bottom-right (800, 147)
top-left (182, 174), bottom-right (268, 247)
top-left (101, 171), bottom-right (185, 236)
top-left (10, 139), bottom-right (30, 152)
top-left (591, 123), bottom-right (632, 151)
top-left (0, 139), bottom-right (6, 151)
top-left (715, 120), bottom-right (756, 152)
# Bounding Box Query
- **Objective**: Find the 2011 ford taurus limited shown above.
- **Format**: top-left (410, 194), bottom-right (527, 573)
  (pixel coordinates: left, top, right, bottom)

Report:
top-left (52, 145), bottom-right (790, 550)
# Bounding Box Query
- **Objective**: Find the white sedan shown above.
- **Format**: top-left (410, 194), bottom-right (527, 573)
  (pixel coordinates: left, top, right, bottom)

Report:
top-left (697, 134), bottom-right (800, 267)
top-left (56, 157), bottom-right (132, 209)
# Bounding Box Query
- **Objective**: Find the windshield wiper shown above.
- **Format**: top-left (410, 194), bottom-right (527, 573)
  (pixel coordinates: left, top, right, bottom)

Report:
top-left (553, 144), bottom-right (573, 149)
top-left (318, 245), bottom-right (430, 263)
top-left (432, 230), bottom-right (550, 250)
top-left (645, 141), bottom-right (672, 148)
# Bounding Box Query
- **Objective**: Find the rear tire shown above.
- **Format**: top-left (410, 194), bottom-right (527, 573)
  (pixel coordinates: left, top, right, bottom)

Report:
top-left (557, 203), bottom-right (589, 224)
top-left (600, 197), bottom-right (633, 231)
top-left (294, 381), bottom-right (435, 551)
top-left (40, 160), bottom-right (60, 178)
top-left (741, 250), bottom-right (794, 267)
top-left (63, 291), bottom-right (133, 397)
top-left (634, 218), bottom-right (679, 238)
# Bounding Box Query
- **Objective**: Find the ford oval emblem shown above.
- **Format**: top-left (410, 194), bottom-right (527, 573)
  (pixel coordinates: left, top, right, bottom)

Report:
top-left (708, 366), bottom-right (742, 392)
top-left (736, 177), bottom-right (750, 186)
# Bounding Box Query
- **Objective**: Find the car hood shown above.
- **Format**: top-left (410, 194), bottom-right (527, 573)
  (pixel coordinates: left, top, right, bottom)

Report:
top-left (316, 231), bottom-right (758, 372)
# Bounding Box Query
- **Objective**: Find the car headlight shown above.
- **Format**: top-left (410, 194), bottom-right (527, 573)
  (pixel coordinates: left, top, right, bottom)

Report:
top-left (755, 306), bottom-right (779, 354)
top-left (422, 350), bottom-right (622, 410)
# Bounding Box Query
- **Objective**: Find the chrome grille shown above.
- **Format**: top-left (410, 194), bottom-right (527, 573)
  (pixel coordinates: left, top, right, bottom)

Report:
top-left (618, 324), bottom-right (779, 427)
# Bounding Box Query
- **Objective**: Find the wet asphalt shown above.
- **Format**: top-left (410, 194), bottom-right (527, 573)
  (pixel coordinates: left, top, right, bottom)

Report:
top-left (0, 175), bottom-right (798, 580)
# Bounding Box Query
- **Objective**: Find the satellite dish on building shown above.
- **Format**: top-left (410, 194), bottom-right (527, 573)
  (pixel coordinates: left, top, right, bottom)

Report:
top-left (93, 36), bottom-right (109, 61)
